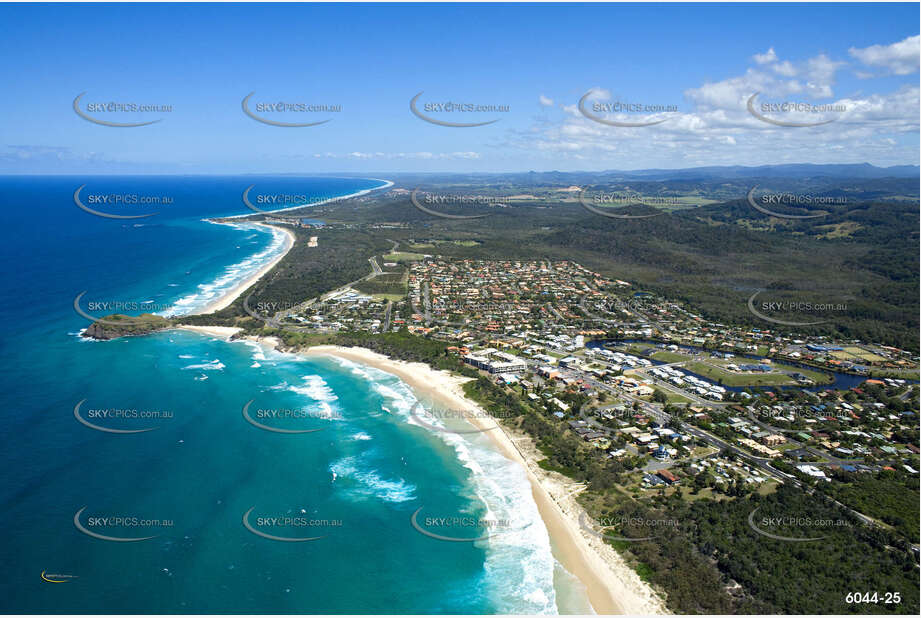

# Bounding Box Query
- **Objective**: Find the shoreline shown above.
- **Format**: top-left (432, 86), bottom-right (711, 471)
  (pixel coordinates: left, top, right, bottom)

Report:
top-left (195, 222), bottom-right (295, 315)
top-left (219, 178), bottom-right (394, 220)
top-left (183, 177), bottom-right (393, 316)
top-left (169, 331), bottom-right (667, 614)
top-left (288, 342), bottom-right (664, 615)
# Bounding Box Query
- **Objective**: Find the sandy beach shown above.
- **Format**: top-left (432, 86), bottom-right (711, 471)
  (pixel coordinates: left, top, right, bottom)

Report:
top-left (298, 345), bottom-right (668, 616)
top-left (196, 222), bottom-right (295, 315)
top-left (167, 328), bottom-right (668, 614)
top-left (174, 325), bottom-right (243, 338)
top-left (220, 179), bottom-right (394, 220)
top-left (191, 178), bottom-right (393, 315)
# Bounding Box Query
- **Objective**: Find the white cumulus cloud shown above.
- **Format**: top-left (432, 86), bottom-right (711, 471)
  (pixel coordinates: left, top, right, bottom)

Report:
top-left (849, 34), bottom-right (920, 76)
top-left (753, 47), bottom-right (778, 64)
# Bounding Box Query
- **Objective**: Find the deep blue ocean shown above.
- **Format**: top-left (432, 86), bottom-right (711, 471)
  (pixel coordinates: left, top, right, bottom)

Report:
top-left (0, 176), bottom-right (587, 614)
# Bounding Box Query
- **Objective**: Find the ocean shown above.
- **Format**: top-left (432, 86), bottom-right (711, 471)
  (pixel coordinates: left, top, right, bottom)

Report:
top-left (0, 176), bottom-right (590, 614)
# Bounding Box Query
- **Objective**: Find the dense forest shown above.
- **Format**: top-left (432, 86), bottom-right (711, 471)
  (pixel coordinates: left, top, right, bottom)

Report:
top-left (596, 485), bottom-right (919, 614)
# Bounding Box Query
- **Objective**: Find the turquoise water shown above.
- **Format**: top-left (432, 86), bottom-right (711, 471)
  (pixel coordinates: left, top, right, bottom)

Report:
top-left (0, 176), bottom-right (583, 614)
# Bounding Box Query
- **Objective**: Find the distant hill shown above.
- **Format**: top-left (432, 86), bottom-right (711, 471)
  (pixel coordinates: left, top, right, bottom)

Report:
top-left (510, 163), bottom-right (920, 183)
top-left (374, 164), bottom-right (919, 186)
top-left (594, 163), bottom-right (921, 180)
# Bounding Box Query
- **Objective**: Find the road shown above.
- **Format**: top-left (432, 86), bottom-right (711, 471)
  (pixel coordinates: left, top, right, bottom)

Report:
top-left (382, 300), bottom-right (392, 333)
top-left (423, 281), bottom-right (432, 325)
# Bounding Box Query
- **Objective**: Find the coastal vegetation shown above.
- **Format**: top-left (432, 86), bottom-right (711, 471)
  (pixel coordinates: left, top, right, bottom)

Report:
top-left (181, 226), bottom-right (393, 328)
top-left (82, 313), bottom-right (171, 340)
top-left (301, 177), bottom-right (919, 352)
top-left (596, 484), bottom-right (918, 614)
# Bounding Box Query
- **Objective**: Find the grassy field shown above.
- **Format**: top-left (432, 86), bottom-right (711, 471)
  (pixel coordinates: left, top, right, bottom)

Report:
top-left (650, 350), bottom-right (691, 363)
top-left (664, 391), bottom-right (692, 404)
top-left (678, 358), bottom-right (834, 387)
top-left (353, 272), bottom-right (408, 298)
top-left (383, 252), bottom-right (425, 262)
top-left (836, 346), bottom-right (886, 362)
top-left (683, 361), bottom-right (797, 386)
top-left (408, 239), bottom-right (481, 250)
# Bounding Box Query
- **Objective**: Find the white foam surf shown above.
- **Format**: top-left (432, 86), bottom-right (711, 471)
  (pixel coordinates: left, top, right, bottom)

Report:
top-left (362, 368), bottom-right (559, 614)
top-left (159, 223), bottom-right (289, 317)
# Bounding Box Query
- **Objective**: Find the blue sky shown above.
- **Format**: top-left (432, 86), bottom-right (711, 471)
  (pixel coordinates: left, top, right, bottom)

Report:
top-left (1, 2), bottom-right (918, 173)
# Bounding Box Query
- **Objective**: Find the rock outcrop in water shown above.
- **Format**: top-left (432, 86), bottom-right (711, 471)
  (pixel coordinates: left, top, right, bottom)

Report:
top-left (82, 314), bottom-right (172, 340)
